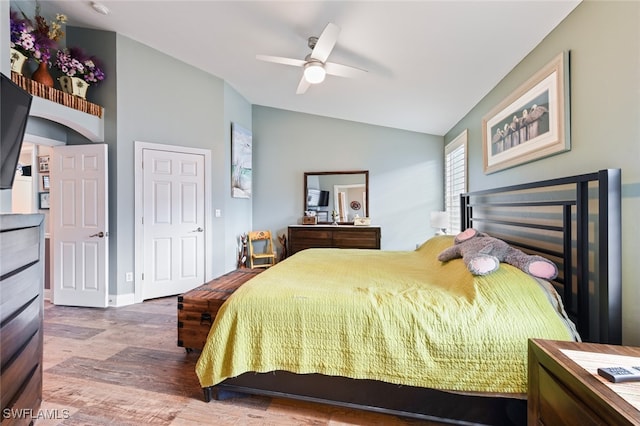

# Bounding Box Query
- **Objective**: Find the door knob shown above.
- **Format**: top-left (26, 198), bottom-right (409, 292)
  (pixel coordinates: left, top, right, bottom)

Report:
top-left (191, 227), bottom-right (204, 233)
top-left (89, 231), bottom-right (105, 238)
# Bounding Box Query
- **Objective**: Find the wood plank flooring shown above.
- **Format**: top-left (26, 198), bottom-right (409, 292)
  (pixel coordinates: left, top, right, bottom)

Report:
top-left (37, 297), bottom-right (443, 425)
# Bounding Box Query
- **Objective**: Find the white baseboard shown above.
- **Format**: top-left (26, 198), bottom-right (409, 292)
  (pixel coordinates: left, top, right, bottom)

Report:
top-left (44, 290), bottom-right (135, 307)
top-left (108, 292), bottom-right (136, 307)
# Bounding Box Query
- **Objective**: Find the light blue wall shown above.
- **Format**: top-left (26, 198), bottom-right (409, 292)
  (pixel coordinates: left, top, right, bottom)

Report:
top-left (223, 83), bottom-right (253, 271)
top-left (112, 35), bottom-right (252, 295)
top-left (444, 1), bottom-right (640, 345)
top-left (251, 106), bottom-right (444, 251)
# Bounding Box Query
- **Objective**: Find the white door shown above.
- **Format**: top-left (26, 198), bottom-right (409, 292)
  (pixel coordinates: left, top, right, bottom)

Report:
top-left (51, 144), bottom-right (109, 307)
top-left (142, 149), bottom-right (205, 300)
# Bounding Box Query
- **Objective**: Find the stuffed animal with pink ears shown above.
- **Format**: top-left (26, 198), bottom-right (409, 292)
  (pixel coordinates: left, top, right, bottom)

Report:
top-left (437, 228), bottom-right (558, 279)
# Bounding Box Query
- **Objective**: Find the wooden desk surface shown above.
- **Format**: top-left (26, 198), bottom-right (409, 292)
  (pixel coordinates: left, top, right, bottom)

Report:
top-left (529, 339), bottom-right (640, 425)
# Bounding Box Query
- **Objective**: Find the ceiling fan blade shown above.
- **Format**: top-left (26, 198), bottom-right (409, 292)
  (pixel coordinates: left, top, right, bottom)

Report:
top-left (324, 62), bottom-right (367, 79)
top-left (310, 23), bottom-right (340, 63)
top-left (296, 75), bottom-right (311, 94)
top-left (256, 55), bottom-right (306, 68)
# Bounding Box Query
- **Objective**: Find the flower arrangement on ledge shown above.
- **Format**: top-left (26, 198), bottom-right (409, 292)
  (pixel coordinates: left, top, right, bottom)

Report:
top-left (9, 5), bottom-right (67, 66)
top-left (10, 11), bottom-right (35, 58)
top-left (55, 47), bottom-right (106, 85)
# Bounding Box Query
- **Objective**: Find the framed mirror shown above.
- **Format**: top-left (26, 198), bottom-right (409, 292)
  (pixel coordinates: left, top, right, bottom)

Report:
top-left (304, 170), bottom-right (369, 224)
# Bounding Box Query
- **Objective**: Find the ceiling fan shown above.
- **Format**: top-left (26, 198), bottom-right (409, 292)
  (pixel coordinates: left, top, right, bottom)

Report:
top-left (256, 23), bottom-right (367, 94)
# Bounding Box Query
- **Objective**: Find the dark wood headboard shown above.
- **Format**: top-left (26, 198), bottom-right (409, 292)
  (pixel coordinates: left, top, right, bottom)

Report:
top-left (461, 169), bottom-right (622, 344)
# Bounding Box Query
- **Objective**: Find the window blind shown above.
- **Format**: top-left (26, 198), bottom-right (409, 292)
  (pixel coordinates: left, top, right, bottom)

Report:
top-left (444, 131), bottom-right (467, 234)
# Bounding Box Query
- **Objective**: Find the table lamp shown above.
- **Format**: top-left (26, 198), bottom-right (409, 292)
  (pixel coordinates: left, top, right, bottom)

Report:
top-left (430, 211), bottom-right (448, 235)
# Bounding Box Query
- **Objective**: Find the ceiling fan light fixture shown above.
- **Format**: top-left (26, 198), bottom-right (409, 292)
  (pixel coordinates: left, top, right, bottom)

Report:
top-left (91, 1), bottom-right (110, 15)
top-left (304, 62), bottom-right (326, 84)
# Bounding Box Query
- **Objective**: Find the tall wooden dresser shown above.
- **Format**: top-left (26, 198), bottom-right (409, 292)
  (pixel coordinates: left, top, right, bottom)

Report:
top-left (0, 214), bottom-right (45, 425)
top-left (288, 225), bottom-right (381, 255)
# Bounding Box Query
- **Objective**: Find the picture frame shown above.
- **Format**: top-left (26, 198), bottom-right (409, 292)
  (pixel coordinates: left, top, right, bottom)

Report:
top-left (231, 123), bottom-right (252, 199)
top-left (316, 211), bottom-right (329, 222)
top-left (39, 192), bottom-right (50, 210)
top-left (38, 155), bottom-right (50, 173)
top-left (482, 51), bottom-right (570, 174)
top-left (42, 175), bottom-right (50, 190)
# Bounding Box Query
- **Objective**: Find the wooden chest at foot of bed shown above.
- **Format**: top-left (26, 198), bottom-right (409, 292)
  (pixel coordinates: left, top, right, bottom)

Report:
top-left (177, 268), bottom-right (263, 351)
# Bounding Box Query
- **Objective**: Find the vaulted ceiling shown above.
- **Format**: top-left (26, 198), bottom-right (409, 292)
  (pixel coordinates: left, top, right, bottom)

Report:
top-left (39, 0), bottom-right (580, 135)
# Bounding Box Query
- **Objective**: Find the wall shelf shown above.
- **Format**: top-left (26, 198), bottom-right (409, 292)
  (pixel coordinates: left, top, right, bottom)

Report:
top-left (11, 72), bottom-right (104, 142)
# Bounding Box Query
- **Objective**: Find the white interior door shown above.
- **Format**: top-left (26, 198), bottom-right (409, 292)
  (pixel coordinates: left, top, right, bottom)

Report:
top-left (51, 144), bottom-right (108, 307)
top-left (142, 148), bottom-right (205, 300)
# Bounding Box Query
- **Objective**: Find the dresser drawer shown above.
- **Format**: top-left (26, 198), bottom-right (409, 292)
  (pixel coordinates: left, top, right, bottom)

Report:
top-left (0, 329), bottom-right (41, 412)
top-left (536, 365), bottom-right (603, 425)
top-left (0, 265), bottom-right (41, 324)
top-left (1, 295), bottom-right (41, 365)
top-left (0, 227), bottom-right (41, 277)
top-left (1, 363), bottom-right (42, 426)
top-left (288, 226), bottom-right (381, 254)
top-left (332, 229), bottom-right (379, 249)
top-left (291, 229), bottom-right (333, 240)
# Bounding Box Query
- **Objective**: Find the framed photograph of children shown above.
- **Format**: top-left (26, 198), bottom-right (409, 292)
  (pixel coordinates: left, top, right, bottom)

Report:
top-left (482, 51), bottom-right (570, 174)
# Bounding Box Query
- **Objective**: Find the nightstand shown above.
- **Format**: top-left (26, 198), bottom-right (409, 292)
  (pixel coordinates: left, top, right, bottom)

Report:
top-left (528, 339), bottom-right (640, 425)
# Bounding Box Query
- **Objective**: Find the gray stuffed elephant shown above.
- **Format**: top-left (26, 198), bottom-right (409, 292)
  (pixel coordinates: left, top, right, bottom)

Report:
top-left (437, 228), bottom-right (558, 279)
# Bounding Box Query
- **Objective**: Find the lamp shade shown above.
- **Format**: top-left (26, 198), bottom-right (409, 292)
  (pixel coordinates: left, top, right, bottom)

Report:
top-left (304, 62), bottom-right (326, 84)
top-left (430, 211), bottom-right (449, 231)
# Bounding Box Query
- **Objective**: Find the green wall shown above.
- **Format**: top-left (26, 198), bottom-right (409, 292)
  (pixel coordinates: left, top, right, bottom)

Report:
top-left (444, 0), bottom-right (640, 345)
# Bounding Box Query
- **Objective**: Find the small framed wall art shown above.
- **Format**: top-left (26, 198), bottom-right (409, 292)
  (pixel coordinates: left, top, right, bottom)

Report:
top-left (38, 155), bottom-right (50, 173)
top-left (231, 123), bottom-right (252, 199)
top-left (39, 192), bottom-right (50, 210)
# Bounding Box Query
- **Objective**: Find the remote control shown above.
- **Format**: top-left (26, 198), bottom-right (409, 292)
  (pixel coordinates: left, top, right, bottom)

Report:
top-left (597, 366), bottom-right (640, 383)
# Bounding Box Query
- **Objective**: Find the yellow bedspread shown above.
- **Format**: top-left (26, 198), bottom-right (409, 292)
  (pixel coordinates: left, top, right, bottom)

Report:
top-left (195, 235), bottom-right (576, 394)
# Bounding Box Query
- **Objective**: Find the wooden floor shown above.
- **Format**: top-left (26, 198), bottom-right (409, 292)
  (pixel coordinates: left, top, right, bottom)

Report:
top-left (37, 297), bottom-right (443, 425)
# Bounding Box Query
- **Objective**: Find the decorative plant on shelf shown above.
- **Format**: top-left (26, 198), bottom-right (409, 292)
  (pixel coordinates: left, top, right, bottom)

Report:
top-left (30, 10), bottom-right (67, 65)
top-left (54, 47), bottom-right (106, 99)
top-left (10, 11), bottom-right (36, 58)
top-left (10, 3), bottom-right (67, 86)
top-left (54, 47), bottom-right (106, 85)
top-left (11, 3), bottom-right (67, 66)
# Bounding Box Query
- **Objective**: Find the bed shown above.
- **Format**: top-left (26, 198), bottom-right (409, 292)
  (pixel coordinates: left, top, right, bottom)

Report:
top-left (195, 169), bottom-right (622, 425)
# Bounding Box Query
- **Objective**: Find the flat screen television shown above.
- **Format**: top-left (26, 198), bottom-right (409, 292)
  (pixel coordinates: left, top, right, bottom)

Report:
top-left (1, 72), bottom-right (33, 190)
top-left (307, 189), bottom-right (330, 207)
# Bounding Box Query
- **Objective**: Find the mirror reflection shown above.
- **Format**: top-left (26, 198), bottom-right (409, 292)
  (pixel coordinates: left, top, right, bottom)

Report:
top-left (304, 171), bottom-right (369, 224)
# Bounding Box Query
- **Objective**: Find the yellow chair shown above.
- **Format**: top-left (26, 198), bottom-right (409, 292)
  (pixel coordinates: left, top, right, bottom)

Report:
top-left (248, 230), bottom-right (276, 269)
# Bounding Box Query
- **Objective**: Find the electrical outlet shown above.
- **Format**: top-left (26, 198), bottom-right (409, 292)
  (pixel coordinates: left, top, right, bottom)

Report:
top-left (125, 272), bottom-right (133, 282)
top-left (215, 209), bottom-right (221, 217)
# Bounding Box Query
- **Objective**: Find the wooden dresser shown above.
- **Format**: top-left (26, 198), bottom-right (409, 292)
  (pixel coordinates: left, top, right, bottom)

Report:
top-left (528, 338), bottom-right (640, 425)
top-left (0, 214), bottom-right (45, 425)
top-left (288, 225), bottom-right (381, 255)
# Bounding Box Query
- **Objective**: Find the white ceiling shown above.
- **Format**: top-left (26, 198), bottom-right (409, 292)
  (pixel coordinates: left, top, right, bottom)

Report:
top-left (39, 0), bottom-right (580, 135)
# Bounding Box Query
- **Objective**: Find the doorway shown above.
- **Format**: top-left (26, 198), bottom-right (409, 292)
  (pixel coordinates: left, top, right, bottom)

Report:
top-left (134, 141), bottom-right (213, 303)
top-left (11, 138), bottom-right (64, 300)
